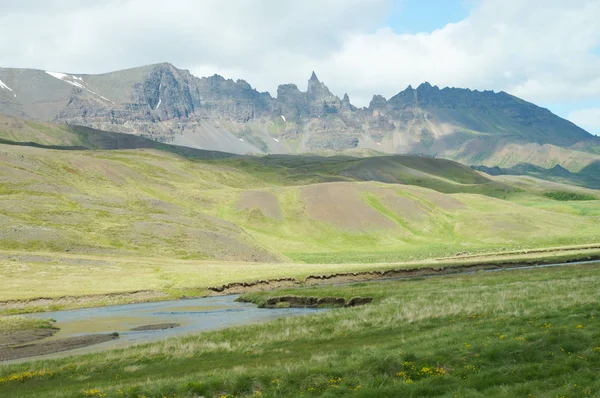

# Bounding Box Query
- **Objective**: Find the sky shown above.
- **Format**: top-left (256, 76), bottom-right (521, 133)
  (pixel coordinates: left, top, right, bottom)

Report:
top-left (0, 0), bottom-right (599, 135)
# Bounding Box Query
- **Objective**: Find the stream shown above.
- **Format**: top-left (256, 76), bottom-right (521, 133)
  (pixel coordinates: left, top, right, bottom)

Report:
top-left (8, 295), bottom-right (322, 363)
top-left (5, 258), bottom-right (600, 364)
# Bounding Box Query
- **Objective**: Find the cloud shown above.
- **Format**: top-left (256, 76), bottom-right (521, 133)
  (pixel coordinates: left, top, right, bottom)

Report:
top-left (0, 0), bottom-right (599, 113)
top-left (0, 1), bottom-right (387, 73)
top-left (568, 108), bottom-right (600, 135)
top-left (313, 0), bottom-right (600, 106)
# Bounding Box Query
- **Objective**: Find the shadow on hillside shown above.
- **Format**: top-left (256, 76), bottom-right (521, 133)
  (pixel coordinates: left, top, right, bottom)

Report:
top-left (0, 138), bottom-right (88, 150)
top-left (0, 125), bottom-right (238, 160)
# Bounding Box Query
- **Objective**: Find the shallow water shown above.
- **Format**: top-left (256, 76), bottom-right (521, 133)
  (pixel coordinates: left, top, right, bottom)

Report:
top-left (9, 258), bottom-right (600, 363)
top-left (15, 295), bottom-right (322, 362)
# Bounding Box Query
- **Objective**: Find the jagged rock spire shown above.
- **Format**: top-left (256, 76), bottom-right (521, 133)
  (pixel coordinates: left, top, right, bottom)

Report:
top-left (341, 93), bottom-right (352, 110)
top-left (307, 71), bottom-right (329, 97)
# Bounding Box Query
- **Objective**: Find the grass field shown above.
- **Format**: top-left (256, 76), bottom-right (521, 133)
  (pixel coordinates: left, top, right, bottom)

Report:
top-left (1, 263), bottom-right (600, 397)
top-left (1, 135), bottom-right (600, 314)
top-left (1, 142), bottom-right (599, 264)
top-left (2, 246), bottom-right (599, 315)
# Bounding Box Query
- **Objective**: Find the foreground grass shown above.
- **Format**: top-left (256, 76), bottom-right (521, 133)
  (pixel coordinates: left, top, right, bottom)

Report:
top-left (1, 263), bottom-right (600, 397)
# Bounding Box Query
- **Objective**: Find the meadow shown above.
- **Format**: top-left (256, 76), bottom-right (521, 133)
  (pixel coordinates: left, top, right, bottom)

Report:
top-left (1, 263), bottom-right (600, 397)
top-left (2, 246), bottom-right (599, 315)
top-left (1, 142), bottom-right (599, 263)
top-left (1, 136), bottom-right (600, 314)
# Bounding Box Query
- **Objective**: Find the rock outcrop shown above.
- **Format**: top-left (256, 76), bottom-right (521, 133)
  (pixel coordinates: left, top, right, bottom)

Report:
top-left (0, 63), bottom-right (597, 170)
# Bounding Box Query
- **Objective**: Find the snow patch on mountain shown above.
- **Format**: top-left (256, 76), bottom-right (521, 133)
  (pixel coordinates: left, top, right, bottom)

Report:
top-left (46, 71), bottom-right (87, 89)
top-left (0, 79), bottom-right (16, 97)
top-left (100, 95), bottom-right (114, 104)
top-left (45, 71), bottom-right (114, 104)
top-left (0, 79), bottom-right (13, 92)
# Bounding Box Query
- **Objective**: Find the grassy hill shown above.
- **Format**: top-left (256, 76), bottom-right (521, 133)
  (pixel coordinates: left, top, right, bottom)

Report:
top-left (1, 118), bottom-right (599, 265)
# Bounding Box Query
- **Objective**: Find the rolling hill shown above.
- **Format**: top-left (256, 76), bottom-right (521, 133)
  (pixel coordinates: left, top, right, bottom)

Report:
top-left (1, 117), bottom-right (598, 264)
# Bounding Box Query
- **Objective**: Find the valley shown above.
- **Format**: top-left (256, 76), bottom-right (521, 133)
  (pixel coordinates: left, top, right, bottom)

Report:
top-left (0, 72), bottom-right (599, 397)
top-left (2, 1), bottom-right (600, 396)
top-left (0, 114), bottom-right (598, 309)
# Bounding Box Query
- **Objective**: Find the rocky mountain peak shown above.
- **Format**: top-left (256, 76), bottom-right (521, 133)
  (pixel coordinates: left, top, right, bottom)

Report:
top-left (307, 71), bottom-right (327, 94)
top-left (309, 71), bottom-right (319, 82)
top-left (0, 63), bottom-right (595, 161)
top-left (341, 93), bottom-right (353, 111)
top-left (417, 82), bottom-right (439, 92)
top-left (369, 94), bottom-right (387, 110)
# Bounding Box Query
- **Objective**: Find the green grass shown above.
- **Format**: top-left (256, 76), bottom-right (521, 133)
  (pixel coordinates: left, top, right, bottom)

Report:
top-left (2, 246), bottom-right (599, 314)
top-left (543, 191), bottom-right (598, 201)
top-left (1, 141), bottom-right (599, 274)
top-left (0, 316), bottom-right (55, 331)
top-left (2, 263), bottom-right (600, 397)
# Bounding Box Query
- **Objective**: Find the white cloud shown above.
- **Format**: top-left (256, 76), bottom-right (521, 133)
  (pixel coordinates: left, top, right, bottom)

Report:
top-left (312, 0), bottom-right (600, 106)
top-left (568, 108), bottom-right (600, 135)
top-left (0, 0), bottom-right (598, 113)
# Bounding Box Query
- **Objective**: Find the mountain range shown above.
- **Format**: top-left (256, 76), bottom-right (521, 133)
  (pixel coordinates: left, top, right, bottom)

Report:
top-left (1, 62), bottom-right (599, 172)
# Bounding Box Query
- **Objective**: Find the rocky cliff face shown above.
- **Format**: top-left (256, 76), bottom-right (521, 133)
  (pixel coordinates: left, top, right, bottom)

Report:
top-left (0, 63), bottom-right (597, 170)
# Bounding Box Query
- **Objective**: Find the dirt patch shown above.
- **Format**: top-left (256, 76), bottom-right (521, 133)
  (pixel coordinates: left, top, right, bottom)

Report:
top-left (0, 328), bottom-right (58, 347)
top-left (131, 323), bottom-right (179, 331)
top-left (210, 254), bottom-right (600, 295)
top-left (261, 296), bottom-right (372, 308)
top-left (128, 219), bottom-right (279, 263)
top-left (208, 278), bottom-right (299, 294)
top-left (300, 182), bottom-right (396, 230)
top-left (346, 297), bottom-right (374, 307)
top-left (238, 190), bottom-right (282, 219)
top-left (302, 265), bottom-right (494, 285)
top-left (0, 333), bottom-right (118, 362)
top-left (400, 185), bottom-right (465, 210)
top-left (367, 186), bottom-right (428, 222)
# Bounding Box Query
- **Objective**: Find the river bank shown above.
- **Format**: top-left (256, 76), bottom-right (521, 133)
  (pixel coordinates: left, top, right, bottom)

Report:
top-left (0, 295), bottom-right (324, 363)
top-left (2, 262), bottom-right (599, 398)
top-left (2, 246), bottom-right (599, 316)
top-left (2, 256), bottom-right (599, 363)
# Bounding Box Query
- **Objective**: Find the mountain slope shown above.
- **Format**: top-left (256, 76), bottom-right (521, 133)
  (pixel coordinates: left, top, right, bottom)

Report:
top-left (1, 120), bottom-right (599, 263)
top-left (0, 113), bottom-right (235, 158)
top-left (1, 63), bottom-right (599, 171)
top-left (1, 142), bottom-right (598, 264)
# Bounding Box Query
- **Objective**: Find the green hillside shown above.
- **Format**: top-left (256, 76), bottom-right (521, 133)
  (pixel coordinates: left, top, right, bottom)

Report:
top-left (1, 123), bottom-right (599, 264)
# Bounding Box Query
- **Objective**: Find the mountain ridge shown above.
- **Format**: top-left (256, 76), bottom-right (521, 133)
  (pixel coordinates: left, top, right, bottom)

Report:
top-left (1, 62), bottom-right (598, 171)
